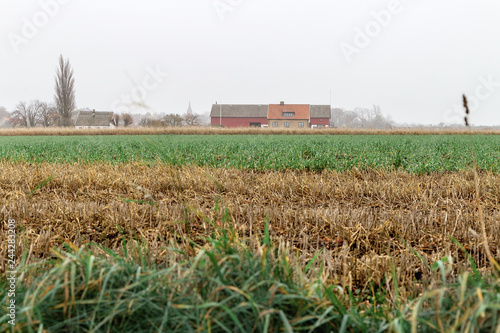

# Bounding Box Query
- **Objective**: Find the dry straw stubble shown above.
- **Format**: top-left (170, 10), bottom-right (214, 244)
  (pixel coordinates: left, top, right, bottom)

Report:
top-left (1, 162), bottom-right (499, 298)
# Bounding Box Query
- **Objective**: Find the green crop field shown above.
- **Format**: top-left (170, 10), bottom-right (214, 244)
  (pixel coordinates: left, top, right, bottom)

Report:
top-left (1, 134), bottom-right (499, 172)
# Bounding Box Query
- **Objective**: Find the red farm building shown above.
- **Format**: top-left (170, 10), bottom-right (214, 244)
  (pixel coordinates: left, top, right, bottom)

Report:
top-left (210, 102), bottom-right (331, 128)
top-left (309, 105), bottom-right (332, 128)
top-left (210, 104), bottom-right (268, 127)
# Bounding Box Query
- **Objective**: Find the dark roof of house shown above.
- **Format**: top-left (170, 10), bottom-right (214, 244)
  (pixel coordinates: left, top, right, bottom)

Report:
top-left (268, 104), bottom-right (310, 120)
top-left (210, 104), bottom-right (268, 118)
top-left (310, 105), bottom-right (331, 118)
top-left (75, 111), bottom-right (113, 127)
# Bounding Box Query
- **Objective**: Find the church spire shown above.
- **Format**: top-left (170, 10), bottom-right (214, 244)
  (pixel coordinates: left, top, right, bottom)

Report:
top-left (186, 101), bottom-right (193, 116)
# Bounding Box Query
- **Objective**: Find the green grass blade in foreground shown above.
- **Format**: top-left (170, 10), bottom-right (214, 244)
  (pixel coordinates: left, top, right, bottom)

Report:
top-left (450, 236), bottom-right (482, 282)
top-left (28, 175), bottom-right (54, 198)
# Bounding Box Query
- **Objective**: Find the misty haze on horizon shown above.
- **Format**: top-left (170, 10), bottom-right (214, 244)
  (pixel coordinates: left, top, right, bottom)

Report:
top-left (1, 0), bottom-right (499, 126)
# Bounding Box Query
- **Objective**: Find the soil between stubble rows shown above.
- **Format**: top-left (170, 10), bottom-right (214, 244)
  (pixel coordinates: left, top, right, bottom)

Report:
top-left (1, 162), bottom-right (499, 294)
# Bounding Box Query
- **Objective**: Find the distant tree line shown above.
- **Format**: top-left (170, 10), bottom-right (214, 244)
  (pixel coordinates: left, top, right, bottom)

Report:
top-left (331, 105), bottom-right (394, 129)
top-left (3, 106), bottom-right (206, 128)
top-left (139, 113), bottom-right (203, 127)
top-left (10, 100), bottom-right (58, 128)
top-left (3, 102), bottom-right (136, 128)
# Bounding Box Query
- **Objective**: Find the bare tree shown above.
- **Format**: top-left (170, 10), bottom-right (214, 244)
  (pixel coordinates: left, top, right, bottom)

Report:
top-left (110, 113), bottom-right (120, 127)
top-left (11, 101), bottom-right (42, 127)
top-left (141, 118), bottom-right (163, 127)
top-left (184, 113), bottom-right (200, 126)
top-left (150, 119), bottom-right (164, 127)
top-left (163, 114), bottom-right (184, 127)
top-left (122, 113), bottom-right (133, 127)
top-left (139, 113), bottom-right (152, 127)
top-left (38, 102), bottom-right (58, 127)
top-left (54, 54), bottom-right (76, 126)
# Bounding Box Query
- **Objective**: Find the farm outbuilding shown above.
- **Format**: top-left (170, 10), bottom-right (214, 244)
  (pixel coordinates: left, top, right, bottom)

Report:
top-left (309, 105), bottom-right (331, 128)
top-left (75, 110), bottom-right (114, 129)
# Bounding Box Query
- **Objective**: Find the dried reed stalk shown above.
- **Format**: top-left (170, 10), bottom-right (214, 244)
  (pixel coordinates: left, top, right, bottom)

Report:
top-left (463, 94), bottom-right (500, 273)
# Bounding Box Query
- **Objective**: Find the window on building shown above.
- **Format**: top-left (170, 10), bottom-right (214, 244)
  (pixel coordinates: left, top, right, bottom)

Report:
top-left (272, 122), bottom-right (278, 127)
top-left (284, 122), bottom-right (290, 128)
top-left (283, 112), bottom-right (295, 117)
top-left (298, 122), bottom-right (304, 128)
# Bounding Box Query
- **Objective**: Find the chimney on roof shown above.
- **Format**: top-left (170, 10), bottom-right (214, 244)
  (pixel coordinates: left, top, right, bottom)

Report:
top-left (280, 101), bottom-right (284, 105)
top-left (93, 109), bottom-right (95, 118)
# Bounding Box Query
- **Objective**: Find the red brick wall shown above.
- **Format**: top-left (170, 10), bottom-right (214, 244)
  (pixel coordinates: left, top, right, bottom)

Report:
top-left (211, 117), bottom-right (268, 128)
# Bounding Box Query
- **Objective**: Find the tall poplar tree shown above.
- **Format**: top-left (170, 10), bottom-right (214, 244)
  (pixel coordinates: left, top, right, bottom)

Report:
top-left (54, 55), bottom-right (76, 126)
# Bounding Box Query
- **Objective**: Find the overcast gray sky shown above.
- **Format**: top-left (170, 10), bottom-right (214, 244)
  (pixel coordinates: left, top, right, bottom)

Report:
top-left (1, 0), bottom-right (499, 125)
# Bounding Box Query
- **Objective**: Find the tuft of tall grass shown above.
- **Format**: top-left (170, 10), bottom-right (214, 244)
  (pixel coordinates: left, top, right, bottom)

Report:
top-left (0, 219), bottom-right (349, 332)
